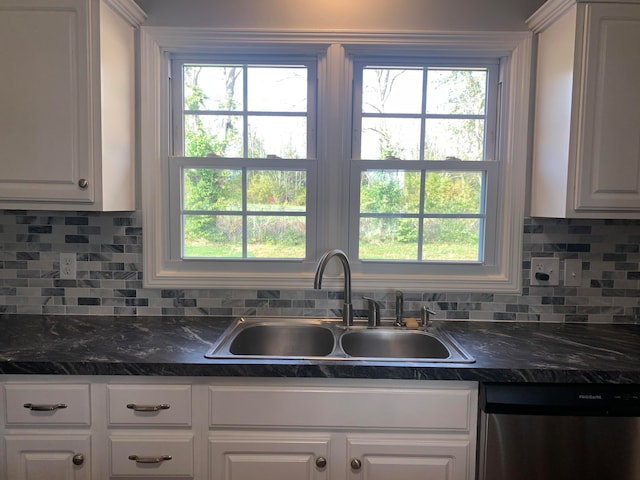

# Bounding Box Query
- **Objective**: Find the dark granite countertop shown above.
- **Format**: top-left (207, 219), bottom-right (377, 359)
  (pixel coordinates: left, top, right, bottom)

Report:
top-left (1, 314), bottom-right (639, 383)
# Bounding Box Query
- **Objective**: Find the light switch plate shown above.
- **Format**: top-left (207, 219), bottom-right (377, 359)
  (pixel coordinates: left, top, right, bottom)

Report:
top-left (564, 259), bottom-right (582, 287)
top-left (530, 257), bottom-right (560, 286)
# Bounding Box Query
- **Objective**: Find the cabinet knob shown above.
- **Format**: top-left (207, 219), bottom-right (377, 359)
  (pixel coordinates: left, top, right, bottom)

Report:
top-left (315, 456), bottom-right (327, 468)
top-left (72, 453), bottom-right (84, 466)
top-left (350, 458), bottom-right (362, 470)
top-left (78, 178), bottom-right (89, 189)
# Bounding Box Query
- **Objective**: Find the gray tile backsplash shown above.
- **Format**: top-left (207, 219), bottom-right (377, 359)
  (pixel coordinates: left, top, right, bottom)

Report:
top-left (1, 210), bottom-right (639, 323)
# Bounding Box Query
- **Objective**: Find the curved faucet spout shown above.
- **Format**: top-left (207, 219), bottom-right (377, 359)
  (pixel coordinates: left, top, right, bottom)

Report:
top-left (313, 249), bottom-right (353, 326)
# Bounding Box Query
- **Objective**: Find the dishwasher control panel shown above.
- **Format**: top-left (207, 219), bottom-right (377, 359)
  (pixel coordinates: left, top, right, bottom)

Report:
top-left (480, 383), bottom-right (640, 416)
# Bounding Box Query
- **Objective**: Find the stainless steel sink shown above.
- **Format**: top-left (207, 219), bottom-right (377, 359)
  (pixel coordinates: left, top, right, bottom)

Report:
top-left (205, 317), bottom-right (474, 363)
top-left (340, 330), bottom-right (450, 359)
top-left (229, 324), bottom-right (335, 357)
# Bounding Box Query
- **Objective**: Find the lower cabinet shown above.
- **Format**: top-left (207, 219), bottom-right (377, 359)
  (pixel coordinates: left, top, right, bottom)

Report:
top-left (0, 376), bottom-right (478, 480)
top-left (210, 433), bottom-right (469, 480)
top-left (346, 436), bottom-right (470, 480)
top-left (207, 379), bottom-right (477, 480)
top-left (5, 435), bottom-right (91, 480)
top-left (210, 433), bottom-right (331, 480)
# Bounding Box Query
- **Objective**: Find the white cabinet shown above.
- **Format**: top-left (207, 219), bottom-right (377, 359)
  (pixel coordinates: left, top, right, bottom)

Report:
top-left (208, 380), bottom-right (477, 480)
top-left (0, 376), bottom-right (478, 480)
top-left (6, 435), bottom-right (91, 480)
top-left (346, 435), bottom-right (470, 480)
top-left (528, 0), bottom-right (640, 218)
top-left (0, 0), bottom-right (145, 211)
top-left (2, 383), bottom-right (92, 480)
top-left (209, 432), bottom-right (331, 480)
top-left (106, 384), bottom-right (195, 478)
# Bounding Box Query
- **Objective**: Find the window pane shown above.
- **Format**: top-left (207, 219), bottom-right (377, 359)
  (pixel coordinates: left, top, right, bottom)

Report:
top-left (423, 218), bottom-right (481, 261)
top-left (426, 69), bottom-right (487, 115)
top-left (424, 171), bottom-right (483, 214)
top-left (248, 116), bottom-right (307, 158)
top-left (247, 170), bottom-right (306, 212)
top-left (183, 168), bottom-right (242, 211)
top-left (248, 66), bottom-right (307, 112)
top-left (360, 170), bottom-right (420, 214)
top-left (183, 214), bottom-right (242, 258)
top-left (359, 217), bottom-right (419, 260)
top-left (184, 65), bottom-right (243, 111)
top-left (184, 114), bottom-right (244, 157)
top-left (247, 216), bottom-right (306, 258)
top-left (362, 68), bottom-right (423, 114)
top-left (361, 118), bottom-right (421, 160)
top-left (424, 118), bottom-right (485, 160)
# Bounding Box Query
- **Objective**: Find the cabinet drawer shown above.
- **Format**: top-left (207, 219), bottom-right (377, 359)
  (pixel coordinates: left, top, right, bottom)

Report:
top-left (107, 385), bottom-right (191, 426)
top-left (4, 384), bottom-right (90, 426)
top-left (110, 435), bottom-right (193, 477)
top-left (210, 384), bottom-right (473, 431)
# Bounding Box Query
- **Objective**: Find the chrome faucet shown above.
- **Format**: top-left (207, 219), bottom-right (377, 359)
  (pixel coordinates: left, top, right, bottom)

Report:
top-left (313, 249), bottom-right (353, 326)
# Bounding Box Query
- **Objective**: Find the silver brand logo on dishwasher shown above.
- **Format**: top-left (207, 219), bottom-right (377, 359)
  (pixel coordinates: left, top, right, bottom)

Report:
top-left (578, 394), bottom-right (602, 400)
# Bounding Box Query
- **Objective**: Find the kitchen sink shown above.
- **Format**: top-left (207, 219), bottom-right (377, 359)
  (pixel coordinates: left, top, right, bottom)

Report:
top-left (205, 317), bottom-right (474, 363)
top-left (340, 330), bottom-right (450, 359)
top-left (229, 324), bottom-right (335, 357)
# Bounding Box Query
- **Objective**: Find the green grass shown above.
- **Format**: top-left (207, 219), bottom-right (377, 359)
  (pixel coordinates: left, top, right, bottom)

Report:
top-left (360, 241), bottom-right (479, 261)
top-left (184, 243), bottom-right (305, 259)
top-left (184, 241), bottom-right (478, 261)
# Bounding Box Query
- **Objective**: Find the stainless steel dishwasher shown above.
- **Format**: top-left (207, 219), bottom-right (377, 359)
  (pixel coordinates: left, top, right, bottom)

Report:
top-left (478, 383), bottom-right (640, 480)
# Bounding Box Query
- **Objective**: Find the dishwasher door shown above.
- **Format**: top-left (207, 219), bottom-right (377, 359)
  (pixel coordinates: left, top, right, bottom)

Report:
top-left (478, 384), bottom-right (640, 480)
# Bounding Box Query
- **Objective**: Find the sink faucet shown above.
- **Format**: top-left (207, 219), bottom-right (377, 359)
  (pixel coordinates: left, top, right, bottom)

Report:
top-left (313, 249), bottom-right (353, 326)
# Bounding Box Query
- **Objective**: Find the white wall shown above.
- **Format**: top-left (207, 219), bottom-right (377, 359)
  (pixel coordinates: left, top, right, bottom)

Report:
top-left (135, 0), bottom-right (545, 31)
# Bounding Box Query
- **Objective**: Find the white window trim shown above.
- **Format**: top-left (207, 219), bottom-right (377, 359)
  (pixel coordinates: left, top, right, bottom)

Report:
top-left (140, 28), bottom-right (531, 292)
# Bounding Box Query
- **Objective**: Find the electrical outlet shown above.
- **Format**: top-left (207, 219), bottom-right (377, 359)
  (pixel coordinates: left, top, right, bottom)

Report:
top-left (530, 257), bottom-right (559, 286)
top-left (60, 253), bottom-right (77, 280)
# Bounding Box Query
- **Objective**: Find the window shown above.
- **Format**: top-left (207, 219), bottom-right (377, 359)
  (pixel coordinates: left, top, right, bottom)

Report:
top-left (351, 62), bottom-right (499, 265)
top-left (140, 30), bottom-right (531, 291)
top-left (170, 58), bottom-right (316, 261)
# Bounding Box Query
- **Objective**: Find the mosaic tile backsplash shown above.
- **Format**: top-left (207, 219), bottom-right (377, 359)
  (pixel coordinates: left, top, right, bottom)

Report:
top-left (0, 210), bottom-right (639, 323)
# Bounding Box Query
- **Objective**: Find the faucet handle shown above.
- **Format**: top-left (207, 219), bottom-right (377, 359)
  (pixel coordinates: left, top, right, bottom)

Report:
top-left (395, 291), bottom-right (404, 327)
top-left (421, 305), bottom-right (437, 331)
top-left (363, 297), bottom-right (381, 327)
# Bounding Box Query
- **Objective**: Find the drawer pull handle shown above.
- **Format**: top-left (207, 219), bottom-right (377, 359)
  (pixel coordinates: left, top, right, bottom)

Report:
top-left (23, 403), bottom-right (68, 411)
top-left (126, 403), bottom-right (170, 412)
top-left (128, 454), bottom-right (172, 464)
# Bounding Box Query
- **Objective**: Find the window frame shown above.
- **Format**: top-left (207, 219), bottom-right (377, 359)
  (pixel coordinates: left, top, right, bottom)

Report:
top-left (140, 28), bottom-right (531, 292)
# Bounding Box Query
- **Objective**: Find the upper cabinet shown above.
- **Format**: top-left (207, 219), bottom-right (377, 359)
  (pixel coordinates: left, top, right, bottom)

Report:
top-left (0, 0), bottom-right (145, 211)
top-left (528, 0), bottom-right (640, 218)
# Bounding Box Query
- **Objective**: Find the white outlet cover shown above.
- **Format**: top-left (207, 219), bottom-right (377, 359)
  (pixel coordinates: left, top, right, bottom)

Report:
top-left (60, 253), bottom-right (77, 280)
top-left (530, 257), bottom-right (560, 286)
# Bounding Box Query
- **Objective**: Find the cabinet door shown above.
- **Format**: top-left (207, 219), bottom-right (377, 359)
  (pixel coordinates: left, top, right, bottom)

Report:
top-left (346, 436), bottom-right (471, 480)
top-left (5, 434), bottom-right (90, 480)
top-left (209, 432), bottom-right (330, 480)
top-left (575, 3), bottom-right (640, 211)
top-left (0, 0), bottom-right (94, 204)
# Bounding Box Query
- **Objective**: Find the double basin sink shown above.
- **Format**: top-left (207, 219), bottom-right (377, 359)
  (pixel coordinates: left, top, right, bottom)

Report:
top-left (205, 317), bottom-right (474, 363)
